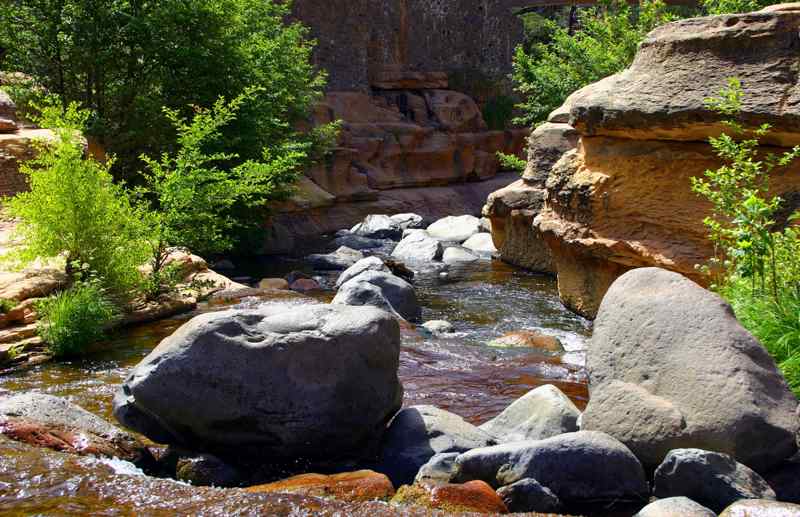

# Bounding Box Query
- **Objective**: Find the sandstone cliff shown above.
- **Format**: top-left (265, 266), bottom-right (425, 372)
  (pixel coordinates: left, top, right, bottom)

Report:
top-left (487, 4), bottom-right (800, 318)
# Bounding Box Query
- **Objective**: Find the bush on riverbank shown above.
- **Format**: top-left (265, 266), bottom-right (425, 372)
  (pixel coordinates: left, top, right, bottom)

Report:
top-left (693, 79), bottom-right (800, 396)
top-left (37, 280), bottom-right (117, 358)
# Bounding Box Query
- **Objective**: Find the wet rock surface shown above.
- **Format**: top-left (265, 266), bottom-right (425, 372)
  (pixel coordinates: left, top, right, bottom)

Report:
top-left (391, 480), bottom-right (508, 514)
top-left (246, 470), bottom-right (395, 502)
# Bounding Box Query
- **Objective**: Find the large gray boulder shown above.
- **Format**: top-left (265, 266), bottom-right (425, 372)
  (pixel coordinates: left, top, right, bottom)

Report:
top-left (335, 256), bottom-right (391, 289)
top-left (377, 405), bottom-right (495, 487)
top-left (582, 268), bottom-right (799, 472)
top-left (719, 499), bottom-right (800, 517)
top-left (442, 246), bottom-right (480, 265)
top-left (0, 393), bottom-right (152, 466)
top-left (113, 305), bottom-right (403, 462)
top-left (426, 215), bottom-right (481, 243)
top-left (352, 214), bottom-right (403, 240)
top-left (654, 449), bottom-right (776, 513)
top-left (635, 497), bottom-right (716, 517)
top-left (332, 270), bottom-right (421, 321)
top-left (479, 385), bottom-right (580, 443)
top-left (453, 431), bottom-right (649, 505)
top-left (306, 246), bottom-right (364, 270)
top-left (391, 231), bottom-right (443, 263)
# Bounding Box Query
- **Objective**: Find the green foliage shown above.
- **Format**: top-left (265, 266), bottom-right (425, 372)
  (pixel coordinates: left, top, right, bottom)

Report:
top-left (0, 298), bottom-right (16, 314)
top-left (140, 89), bottom-right (305, 260)
top-left (4, 98), bottom-right (152, 300)
top-left (702, 0), bottom-right (782, 15)
top-left (483, 95), bottom-right (516, 131)
top-left (693, 79), bottom-right (800, 396)
top-left (512, 0), bottom-right (677, 126)
top-left (0, 73), bottom-right (47, 124)
top-left (496, 152), bottom-right (528, 172)
top-left (37, 279), bottom-right (117, 358)
top-left (0, 0), bottom-right (327, 181)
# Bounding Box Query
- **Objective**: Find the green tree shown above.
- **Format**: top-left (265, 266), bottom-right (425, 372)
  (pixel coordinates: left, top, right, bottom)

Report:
top-left (0, 0), bottom-right (327, 182)
top-left (4, 97), bottom-right (152, 300)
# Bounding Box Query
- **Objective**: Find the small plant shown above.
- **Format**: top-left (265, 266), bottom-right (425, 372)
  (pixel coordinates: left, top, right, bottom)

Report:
top-left (496, 152), bottom-right (528, 172)
top-left (37, 280), bottom-right (117, 358)
top-left (483, 95), bottom-right (516, 131)
top-left (0, 298), bottom-right (16, 315)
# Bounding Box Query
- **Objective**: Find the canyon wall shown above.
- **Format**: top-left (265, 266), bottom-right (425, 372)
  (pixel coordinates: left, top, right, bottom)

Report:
top-left (486, 4), bottom-right (800, 318)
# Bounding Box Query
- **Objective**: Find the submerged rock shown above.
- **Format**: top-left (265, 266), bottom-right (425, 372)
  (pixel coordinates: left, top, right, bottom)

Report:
top-left (377, 405), bottom-right (495, 487)
top-left (479, 385), bottom-right (580, 443)
top-left (246, 470), bottom-right (395, 502)
top-left (496, 478), bottom-right (563, 514)
top-left (332, 270), bottom-right (421, 321)
top-left (453, 431), bottom-right (649, 505)
top-left (0, 393), bottom-right (153, 468)
top-left (332, 233), bottom-right (385, 250)
top-left (426, 215), bottom-right (481, 243)
top-left (653, 449), bottom-right (776, 513)
top-left (113, 305), bottom-right (402, 463)
top-left (582, 268), bottom-right (799, 472)
top-left (175, 453), bottom-right (242, 487)
top-left (306, 246), bottom-right (364, 270)
top-left (487, 330), bottom-right (563, 354)
top-left (391, 231), bottom-right (443, 263)
top-left (258, 278), bottom-right (290, 290)
top-left (635, 497), bottom-right (716, 517)
top-left (391, 480), bottom-right (508, 514)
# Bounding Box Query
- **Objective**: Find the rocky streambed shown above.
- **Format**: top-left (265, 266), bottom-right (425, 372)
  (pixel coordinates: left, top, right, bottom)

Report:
top-left (0, 213), bottom-right (593, 515)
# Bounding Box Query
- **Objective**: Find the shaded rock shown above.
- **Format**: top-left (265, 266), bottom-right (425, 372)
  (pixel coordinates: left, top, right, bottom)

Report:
top-left (462, 233), bottom-right (497, 257)
top-left (719, 499), bottom-right (800, 517)
top-left (487, 330), bottom-right (563, 355)
top-left (352, 215), bottom-right (403, 240)
top-left (415, 452), bottom-right (460, 484)
top-left (289, 278), bottom-right (321, 292)
top-left (479, 217), bottom-right (492, 233)
top-left (764, 454), bottom-right (800, 504)
top-left (453, 431), bottom-right (649, 505)
top-left (113, 305), bottom-right (402, 463)
top-left (582, 268), bottom-right (799, 472)
top-left (0, 90), bottom-right (17, 132)
top-left (335, 256), bottom-right (391, 289)
top-left (175, 453), bottom-right (241, 487)
top-left (213, 259), bottom-right (235, 271)
top-left (427, 215), bottom-right (481, 243)
top-left (306, 246), bottom-right (364, 270)
top-left (258, 278), bottom-right (289, 290)
top-left (332, 270), bottom-right (421, 321)
top-left (636, 498), bottom-right (716, 517)
top-left (383, 258), bottom-right (415, 282)
top-left (285, 271), bottom-right (311, 284)
top-left (442, 246), bottom-right (479, 265)
top-left (496, 478), bottom-right (563, 514)
top-left (378, 405), bottom-right (495, 487)
top-left (246, 470), bottom-right (395, 502)
top-left (332, 233), bottom-right (385, 250)
top-left (423, 90), bottom-right (487, 133)
top-left (392, 480), bottom-right (508, 514)
top-left (391, 231), bottom-right (443, 263)
top-left (0, 393), bottom-right (153, 468)
top-left (654, 449), bottom-right (776, 513)
top-left (390, 213), bottom-right (425, 230)
top-left (421, 320), bottom-right (455, 336)
top-left (479, 385), bottom-right (580, 443)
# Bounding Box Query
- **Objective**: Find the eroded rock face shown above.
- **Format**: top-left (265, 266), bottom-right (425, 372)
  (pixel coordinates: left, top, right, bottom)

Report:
top-left (582, 268), bottom-right (799, 473)
top-left (532, 6), bottom-right (800, 317)
top-left (114, 305), bottom-right (403, 463)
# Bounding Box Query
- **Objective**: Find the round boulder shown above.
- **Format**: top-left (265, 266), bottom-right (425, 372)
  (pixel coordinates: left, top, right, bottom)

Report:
top-left (426, 215), bottom-right (481, 243)
top-left (332, 270), bottom-right (421, 322)
top-left (335, 256), bottom-right (391, 289)
top-left (113, 304), bottom-right (403, 463)
top-left (391, 231), bottom-right (443, 263)
top-left (635, 497), bottom-right (716, 517)
top-left (479, 385), bottom-right (580, 443)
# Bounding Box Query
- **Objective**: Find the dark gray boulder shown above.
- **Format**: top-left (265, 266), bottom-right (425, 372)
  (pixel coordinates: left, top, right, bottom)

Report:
top-left (479, 385), bottom-right (580, 443)
top-left (332, 233), bottom-right (385, 250)
top-left (335, 256), bottom-right (391, 289)
top-left (306, 246), bottom-right (364, 270)
top-left (332, 270), bottom-right (421, 322)
top-left (391, 231), bottom-right (443, 263)
top-left (175, 452), bottom-right (242, 487)
top-left (352, 214), bottom-right (403, 240)
top-left (653, 449), bottom-right (776, 513)
top-left (582, 268), bottom-right (799, 472)
top-left (114, 304), bottom-right (403, 463)
top-left (377, 405), bottom-right (495, 487)
top-left (764, 453), bottom-right (800, 504)
top-left (496, 478), bottom-right (564, 513)
top-left (635, 497), bottom-right (716, 517)
top-left (453, 431), bottom-right (649, 505)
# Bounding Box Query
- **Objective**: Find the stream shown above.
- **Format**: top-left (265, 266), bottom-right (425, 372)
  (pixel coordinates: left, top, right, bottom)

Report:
top-left (0, 247), bottom-right (591, 515)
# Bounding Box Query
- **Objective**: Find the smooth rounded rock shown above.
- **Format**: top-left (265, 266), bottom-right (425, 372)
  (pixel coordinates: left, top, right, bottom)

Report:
top-left (496, 478), bottom-right (563, 514)
top-left (378, 405), bottom-right (495, 487)
top-left (653, 448), bottom-right (776, 513)
top-left (332, 233), bottom-right (385, 250)
top-left (352, 215), bottom-right (403, 240)
top-left (306, 246), bottom-right (364, 270)
top-left (113, 305), bottom-right (403, 463)
top-left (442, 246), bottom-right (479, 265)
top-left (462, 233), bottom-right (497, 256)
top-left (389, 213), bottom-right (425, 230)
top-left (479, 385), bottom-right (580, 443)
top-left (258, 278), bottom-right (290, 290)
top-left (426, 215), bottom-right (481, 243)
top-left (719, 499), bottom-right (800, 517)
top-left (391, 231), bottom-right (443, 263)
top-left (332, 270), bottom-right (421, 321)
top-left (421, 320), bottom-right (455, 336)
top-left (414, 452), bottom-right (460, 484)
top-left (392, 480), bottom-right (508, 514)
top-left (635, 497), bottom-right (716, 517)
top-left (335, 256), bottom-right (391, 289)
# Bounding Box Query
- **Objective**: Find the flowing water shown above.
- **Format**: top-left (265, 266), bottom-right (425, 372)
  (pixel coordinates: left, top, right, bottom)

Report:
top-left (0, 250), bottom-right (591, 516)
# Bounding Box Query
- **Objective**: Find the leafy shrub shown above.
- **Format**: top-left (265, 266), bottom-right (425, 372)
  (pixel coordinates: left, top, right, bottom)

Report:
top-left (702, 0), bottom-right (782, 14)
top-left (37, 281), bottom-right (117, 358)
top-left (511, 0), bottom-right (677, 126)
top-left (0, 298), bottom-right (16, 314)
top-left (496, 152), bottom-right (528, 172)
top-left (0, 0), bottom-right (328, 183)
top-left (4, 98), bottom-right (152, 300)
top-left (693, 79), bottom-right (800, 396)
top-left (483, 95), bottom-right (516, 131)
